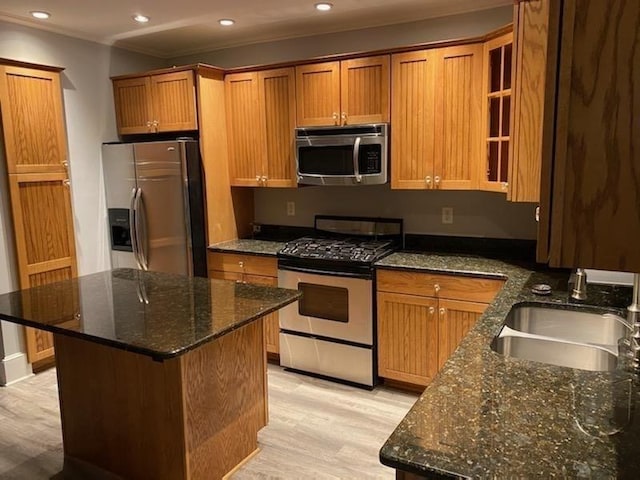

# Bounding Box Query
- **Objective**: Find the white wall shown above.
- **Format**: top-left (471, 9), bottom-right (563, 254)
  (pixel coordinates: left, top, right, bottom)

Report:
top-left (170, 6), bottom-right (513, 68)
top-left (0, 20), bottom-right (163, 383)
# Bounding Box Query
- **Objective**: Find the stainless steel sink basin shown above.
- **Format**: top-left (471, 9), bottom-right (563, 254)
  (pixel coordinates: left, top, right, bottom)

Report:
top-left (504, 305), bottom-right (630, 346)
top-left (491, 304), bottom-right (630, 372)
top-left (491, 335), bottom-right (618, 372)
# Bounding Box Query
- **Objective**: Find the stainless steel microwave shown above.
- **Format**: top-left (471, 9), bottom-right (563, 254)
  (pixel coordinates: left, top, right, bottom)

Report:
top-left (295, 123), bottom-right (388, 186)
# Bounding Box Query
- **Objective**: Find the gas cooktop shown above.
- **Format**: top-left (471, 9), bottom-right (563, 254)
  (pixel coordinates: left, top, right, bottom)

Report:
top-left (278, 236), bottom-right (396, 264)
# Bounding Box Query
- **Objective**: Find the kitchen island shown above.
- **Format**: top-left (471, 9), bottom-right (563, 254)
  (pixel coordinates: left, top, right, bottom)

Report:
top-left (0, 268), bottom-right (300, 480)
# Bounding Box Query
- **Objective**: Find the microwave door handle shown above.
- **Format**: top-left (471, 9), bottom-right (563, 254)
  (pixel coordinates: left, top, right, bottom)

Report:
top-left (353, 137), bottom-right (362, 183)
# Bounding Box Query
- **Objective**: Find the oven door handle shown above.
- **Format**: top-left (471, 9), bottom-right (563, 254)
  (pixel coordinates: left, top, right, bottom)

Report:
top-left (352, 136), bottom-right (362, 183)
top-left (277, 264), bottom-right (372, 279)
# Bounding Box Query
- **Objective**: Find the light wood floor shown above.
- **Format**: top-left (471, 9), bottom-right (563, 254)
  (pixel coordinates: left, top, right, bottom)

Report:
top-left (0, 365), bottom-right (418, 479)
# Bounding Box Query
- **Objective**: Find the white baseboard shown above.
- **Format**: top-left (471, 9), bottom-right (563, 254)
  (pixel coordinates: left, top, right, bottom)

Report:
top-left (0, 352), bottom-right (33, 386)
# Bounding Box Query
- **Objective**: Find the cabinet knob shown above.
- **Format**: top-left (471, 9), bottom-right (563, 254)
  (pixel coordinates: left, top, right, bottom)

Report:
top-left (256, 175), bottom-right (261, 184)
top-left (434, 176), bottom-right (441, 185)
top-left (261, 175), bottom-right (267, 186)
top-left (501, 182), bottom-right (508, 190)
top-left (429, 306), bottom-right (435, 315)
top-left (341, 112), bottom-right (347, 125)
top-left (146, 121), bottom-right (152, 130)
top-left (434, 284), bottom-right (440, 294)
top-left (62, 161), bottom-right (69, 168)
top-left (238, 261), bottom-right (244, 269)
top-left (63, 179), bottom-right (71, 188)
top-left (332, 112), bottom-right (338, 124)
top-left (439, 307), bottom-right (446, 316)
top-left (425, 176), bottom-right (432, 186)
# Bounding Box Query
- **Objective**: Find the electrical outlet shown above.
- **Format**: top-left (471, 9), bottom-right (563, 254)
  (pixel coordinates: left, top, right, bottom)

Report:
top-left (286, 201), bottom-right (295, 216)
top-left (442, 207), bottom-right (454, 224)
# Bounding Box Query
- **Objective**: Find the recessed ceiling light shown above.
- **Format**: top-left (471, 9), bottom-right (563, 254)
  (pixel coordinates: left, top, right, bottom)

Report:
top-left (219, 19), bottom-right (235, 26)
top-left (30, 11), bottom-right (51, 20)
top-left (133, 14), bottom-right (150, 23)
top-left (315, 2), bottom-right (333, 11)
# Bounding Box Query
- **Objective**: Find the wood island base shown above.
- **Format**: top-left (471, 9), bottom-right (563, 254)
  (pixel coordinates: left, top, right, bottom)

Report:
top-left (52, 318), bottom-right (267, 480)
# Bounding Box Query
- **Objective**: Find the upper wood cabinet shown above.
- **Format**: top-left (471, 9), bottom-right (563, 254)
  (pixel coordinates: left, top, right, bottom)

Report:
top-left (391, 44), bottom-right (482, 190)
top-left (508, 0), bottom-right (560, 203)
top-left (295, 55), bottom-right (390, 126)
top-left (538, 0), bottom-right (640, 271)
top-left (0, 66), bottom-right (69, 175)
top-left (0, 62), bottom-right (79, 365)
top-left (479, 32), bottom-right (513, 193)
top-left (225, 67), bottom-right (296, 187)
top-left (113, 70), bottom-right (197, 135)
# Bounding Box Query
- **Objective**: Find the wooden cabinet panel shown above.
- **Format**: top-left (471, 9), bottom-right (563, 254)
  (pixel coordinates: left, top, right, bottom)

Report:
top-left (508, 0), bottom-right (560, 203)
top-left (0, 66), bottom-right (68, 174)
top-left (225, 72), bottom-right (263, 186)
top-left (151, 70), bottom-right (197, 132)
top-left (340, 55), bottom-right (390, 125)
top-left (479, 32), bottom-right (513, 193)
top-left (377, 269), bottom-right (504, 303)
top-left (112, 77), bottom-right (153, 135)
top-left (208, 252), bottom-right (277, 277)
top-left (7, 173), bottom-right (78, 363)
top-left (377, 292), bottom-right (438, 386)
top-left (295, 61), bottom-right (340, 126)
top-left (208, 253), bottom-right (280, 355)
top-left (112, 70), bottom-right (197, 135)
top-left (543, 0), bottom-right (640, 271)
top-left (434, 45), bottom-right (482, 190)
top-left (259, 68), bottom-right (296, 187)
top-left (390, 51), bottom-right (437, 189)
top-left (436, 299), bottom-right (486, 369)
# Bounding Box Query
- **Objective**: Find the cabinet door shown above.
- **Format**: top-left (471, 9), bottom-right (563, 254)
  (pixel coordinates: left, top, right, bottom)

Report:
top-left (0, 66), bottom-right (69, 174)
top-left (150, 70), bottom-right (197, 132)
top-left (377, 292), bottom-right (438, 386)
top-left (8, 173), bottom-right (78, 363)
top-left (244, 275), bottom-right (280, 356)
top-left (543, 0), bottom-right (640, 271)
top-left (340, 55), bottom-right (390, 125)
top-left (295, 61), bottom-right (340, 126)
top-left (390, 51), bottom-right (437, 189)
top-left (258, 68), bottom-right (297, 187)
top-left (225, 72), bottom-right (263, 186)
top-left (433, 45), bottom-right (483, 190)
top-left (509, 0), bottom-right (561, 203)
top-left (112, 76), bottom-right (153, 135)
top-left (479, 32), bottom-right (513, 193)
top-left (437, 299), bottom-right (486, 369)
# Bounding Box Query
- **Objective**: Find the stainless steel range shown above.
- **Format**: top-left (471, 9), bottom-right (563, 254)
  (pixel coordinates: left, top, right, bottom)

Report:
top-left (277, 216), bottom-right (403, 388)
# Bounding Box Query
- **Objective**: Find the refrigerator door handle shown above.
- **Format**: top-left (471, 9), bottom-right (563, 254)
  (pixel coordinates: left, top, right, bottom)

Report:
top-left (134, 188), bottom-right (148, 271)
top-left (129, 187), bottom-right (142, 269)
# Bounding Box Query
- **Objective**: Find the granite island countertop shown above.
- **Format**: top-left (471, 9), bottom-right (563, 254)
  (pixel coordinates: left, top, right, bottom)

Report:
top-left (376, 252), bottom-right (639, 478)
top-left (0, 268), bottom-right (300, 360)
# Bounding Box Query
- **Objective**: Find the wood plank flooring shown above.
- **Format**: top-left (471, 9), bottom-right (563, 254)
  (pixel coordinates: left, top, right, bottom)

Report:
top-left (0, 365), bottom-right (418, 479)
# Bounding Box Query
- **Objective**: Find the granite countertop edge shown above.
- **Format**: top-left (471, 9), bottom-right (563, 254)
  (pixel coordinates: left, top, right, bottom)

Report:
top-left (207, 239), bottom-right (285, 257)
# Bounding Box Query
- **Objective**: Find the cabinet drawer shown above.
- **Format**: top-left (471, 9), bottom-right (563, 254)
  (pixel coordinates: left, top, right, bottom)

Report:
top-left (208, 252), bottom-right (277, 277)
top-left (377, 269), bottom-right (504, 303)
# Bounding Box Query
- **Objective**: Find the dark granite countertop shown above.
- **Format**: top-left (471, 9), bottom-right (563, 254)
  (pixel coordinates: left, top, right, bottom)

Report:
top-left (0, 269), bottom-right (300, 360)
top-left (208, 239), bottom-right (285, 257)
top-left (377, 252), bottom-right (639, 478)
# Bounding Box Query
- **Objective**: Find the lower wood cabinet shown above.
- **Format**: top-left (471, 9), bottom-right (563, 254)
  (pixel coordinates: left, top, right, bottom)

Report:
top-left (377, 269), bottom-right (504, 388)
top-left (208, 252), bottom-right (280, 356)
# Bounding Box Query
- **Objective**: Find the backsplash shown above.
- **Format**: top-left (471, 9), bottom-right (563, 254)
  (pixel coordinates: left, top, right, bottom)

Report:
top-left (253, 185), bottom-right (538, 239)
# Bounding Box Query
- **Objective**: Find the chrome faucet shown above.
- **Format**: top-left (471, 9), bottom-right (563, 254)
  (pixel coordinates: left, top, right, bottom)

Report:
top-left (628, 274), bottom-right (640, 371)
top-left (570, 268), bottom-right (588, 300)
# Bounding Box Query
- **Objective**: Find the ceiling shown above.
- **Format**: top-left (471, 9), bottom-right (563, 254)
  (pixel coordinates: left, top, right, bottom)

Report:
top-left (0, 0), bottom-right (511, 58)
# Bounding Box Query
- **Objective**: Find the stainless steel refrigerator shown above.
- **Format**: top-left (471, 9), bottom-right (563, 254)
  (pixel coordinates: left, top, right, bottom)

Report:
top-left (101, 140), bottom-right (207, 277)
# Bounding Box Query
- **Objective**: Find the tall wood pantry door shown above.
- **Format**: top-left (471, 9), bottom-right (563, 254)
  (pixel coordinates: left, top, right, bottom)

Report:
top-left (0, 64), bottom-right (79, 364)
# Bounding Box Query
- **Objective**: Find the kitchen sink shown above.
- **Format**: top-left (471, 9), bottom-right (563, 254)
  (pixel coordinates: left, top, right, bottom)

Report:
top-left (491, 335), bottom-right (618, 372)
top-left (504, 305), bottom-right (630, 346)
top-left (491, 304), bottom-right (630, 372)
